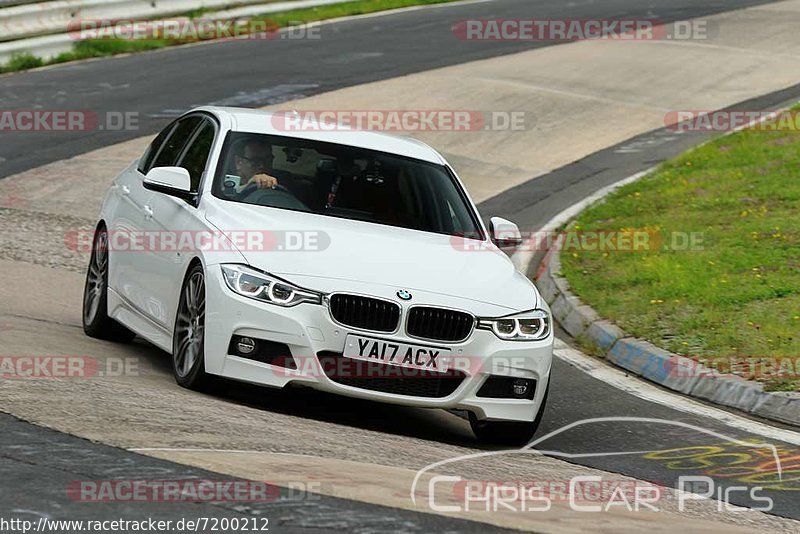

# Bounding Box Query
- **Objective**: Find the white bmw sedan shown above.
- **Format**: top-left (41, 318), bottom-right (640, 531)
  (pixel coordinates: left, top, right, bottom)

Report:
top-left (82, 106), bottom-right (553, 444)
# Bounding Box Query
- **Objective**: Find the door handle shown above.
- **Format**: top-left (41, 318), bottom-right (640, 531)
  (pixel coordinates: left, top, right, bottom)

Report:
top-left (143, 205), bottom-right (154, 220)
top-left (121, 185), bottom-right (131, 196)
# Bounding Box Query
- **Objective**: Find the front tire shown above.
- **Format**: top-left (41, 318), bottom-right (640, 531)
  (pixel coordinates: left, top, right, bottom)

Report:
top-left (82, 225), bottom-right (135, 342)
top-left (470, 382), bottom-right (550, 446)
top-left (172, 264), bottom-right (210, 390)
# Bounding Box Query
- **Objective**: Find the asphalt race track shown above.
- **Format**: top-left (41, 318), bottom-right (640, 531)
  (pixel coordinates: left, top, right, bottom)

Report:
top-left (1, 0), bottom-right (799, 530)
top-left (0, 0), bottom-right (778, 179)
top-left (0, 413), bottom-right (513, 533)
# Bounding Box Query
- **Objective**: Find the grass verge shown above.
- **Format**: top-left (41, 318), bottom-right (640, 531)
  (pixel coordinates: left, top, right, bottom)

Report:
top-left (0, 0), bottom-right (463, 74)
top-left (560, 115), bottom-right (800, 391)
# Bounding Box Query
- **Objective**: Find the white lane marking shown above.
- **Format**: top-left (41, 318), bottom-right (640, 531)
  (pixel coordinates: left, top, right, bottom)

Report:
top-left (149, 84), bottom-right (322, 118)
top-left (208, 84), bottom-right (321, 107)
top-left (323, 52), bottom-right (385, 64)
top-left (483, 77), bottom-right (675, 113)
top-left (614, 130), bottom-right (684, 154)
top-left (554, 340), bottom-right (800, 445)
top-left (634, 37), bottom-right (800, 60)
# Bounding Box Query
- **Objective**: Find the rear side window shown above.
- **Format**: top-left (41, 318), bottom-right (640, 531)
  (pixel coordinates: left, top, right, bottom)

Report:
top-left (151, 116), bottom-right (204, 169)
top-left (177, 120), bottom-right (216, 192)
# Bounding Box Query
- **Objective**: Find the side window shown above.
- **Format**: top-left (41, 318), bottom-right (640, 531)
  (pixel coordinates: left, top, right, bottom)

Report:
top-left (151, 116), bottom-right (203, 169)
top-left (177, 120), bottom-right (215, 192)
top-left (138, 121), bottom-right (176, 174)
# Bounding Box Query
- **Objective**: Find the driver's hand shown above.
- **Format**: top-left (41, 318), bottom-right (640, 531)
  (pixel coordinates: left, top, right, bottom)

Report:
top-left (249, 174), bottom-right (279, 189)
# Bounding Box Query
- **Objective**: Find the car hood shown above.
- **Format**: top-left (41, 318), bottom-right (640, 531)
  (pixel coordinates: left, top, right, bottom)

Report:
top-left (204, 201), bottom-right (539, 313)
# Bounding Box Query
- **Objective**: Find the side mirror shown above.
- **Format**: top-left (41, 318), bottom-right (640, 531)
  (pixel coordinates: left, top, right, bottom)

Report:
top-left (490, 216), bottom-right (523, 249)
top-left (143, 167), bottom-right (194, 201)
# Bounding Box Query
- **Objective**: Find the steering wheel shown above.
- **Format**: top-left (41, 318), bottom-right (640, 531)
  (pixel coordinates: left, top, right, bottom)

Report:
top-left (238, 182), bottom-right (291, 198)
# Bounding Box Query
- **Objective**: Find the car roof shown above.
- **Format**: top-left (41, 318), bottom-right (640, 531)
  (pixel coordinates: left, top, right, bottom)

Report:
top-left (197, 106), bottom-right (446, 165)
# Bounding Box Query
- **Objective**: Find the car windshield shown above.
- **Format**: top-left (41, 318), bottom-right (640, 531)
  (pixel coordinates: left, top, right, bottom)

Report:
top-left (212, 132), bottom-right (484, 239)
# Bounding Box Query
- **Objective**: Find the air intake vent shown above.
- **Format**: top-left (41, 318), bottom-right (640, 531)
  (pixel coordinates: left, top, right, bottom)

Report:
top-left (406, 307), bottom-right (474, 342)
top-left (328, 294), bottom-right (400, 333)
top-left (317, 351), bottom-right (466, 398)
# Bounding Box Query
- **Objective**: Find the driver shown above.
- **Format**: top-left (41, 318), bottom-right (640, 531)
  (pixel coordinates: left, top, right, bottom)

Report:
top-left (234, 139), bottom-right (280, 190)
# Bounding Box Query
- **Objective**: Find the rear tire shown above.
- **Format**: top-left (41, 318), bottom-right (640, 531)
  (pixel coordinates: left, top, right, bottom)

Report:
top-left (82, 225), bottom-right (136, 342)
top-left (172, 264), bottom-right (210, 390)
top-left (470, 381), bottom-right (550, 446)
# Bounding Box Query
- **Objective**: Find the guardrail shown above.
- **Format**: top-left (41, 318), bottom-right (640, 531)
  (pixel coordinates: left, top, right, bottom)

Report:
top-left (0, 0), bottom-right (287, 42)
top-left (0, 0), bottom-right (49, 8)
top-left (0, 0), bottom-right (346, 66)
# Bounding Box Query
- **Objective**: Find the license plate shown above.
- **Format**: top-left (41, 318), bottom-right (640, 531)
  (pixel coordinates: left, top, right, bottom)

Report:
top-left (343, 334), bottom-right (450, 373)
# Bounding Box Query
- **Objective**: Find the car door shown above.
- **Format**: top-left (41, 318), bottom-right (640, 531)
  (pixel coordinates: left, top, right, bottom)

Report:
top-left (138, 116), bottom-right (218, 332)
top-left (108, 120), bottom-right (177, 314)
top-left (119, 115), bottom-right (205, 329)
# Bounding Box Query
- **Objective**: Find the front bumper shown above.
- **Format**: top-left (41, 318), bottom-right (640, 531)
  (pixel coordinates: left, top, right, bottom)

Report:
top-left (204, 266), bottom-right (553, 423)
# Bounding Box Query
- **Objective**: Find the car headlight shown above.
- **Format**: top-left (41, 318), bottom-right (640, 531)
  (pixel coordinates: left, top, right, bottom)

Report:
top-left (221, 264), bottom-right (321, 307)
top-left (477, 309), bottom-right (551, 341)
